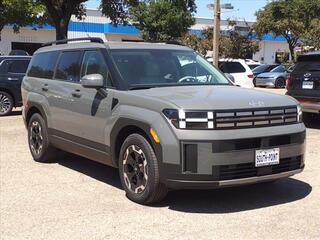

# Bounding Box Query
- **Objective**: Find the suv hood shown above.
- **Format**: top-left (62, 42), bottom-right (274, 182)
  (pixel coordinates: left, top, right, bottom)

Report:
top-left (130, 85), bottom-right (297, 110)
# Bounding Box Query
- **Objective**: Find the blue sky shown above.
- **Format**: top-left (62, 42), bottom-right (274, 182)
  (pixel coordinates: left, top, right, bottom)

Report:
top-left (86, 0), bottom-right (268, 21)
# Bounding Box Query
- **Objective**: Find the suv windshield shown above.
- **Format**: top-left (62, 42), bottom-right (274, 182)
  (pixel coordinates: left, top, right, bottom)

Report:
top-left (110, 49), bottom-right (230, 89)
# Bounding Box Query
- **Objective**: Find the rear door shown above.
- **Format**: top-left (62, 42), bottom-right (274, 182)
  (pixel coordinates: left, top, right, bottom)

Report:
top-left (290, 54), bottom-right (320, 101)
top-left (0, 58), bottom-right (30, 105)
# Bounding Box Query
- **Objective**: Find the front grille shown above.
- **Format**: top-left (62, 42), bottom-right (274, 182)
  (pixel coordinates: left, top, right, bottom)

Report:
top-left (218, 156), bottom-right (302, 181)
top-left (181, 106), bottom-right (298, 130)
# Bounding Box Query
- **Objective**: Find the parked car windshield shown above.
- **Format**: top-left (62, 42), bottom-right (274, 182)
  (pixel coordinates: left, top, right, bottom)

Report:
top-left (110, 49), bottom-right (231, 89)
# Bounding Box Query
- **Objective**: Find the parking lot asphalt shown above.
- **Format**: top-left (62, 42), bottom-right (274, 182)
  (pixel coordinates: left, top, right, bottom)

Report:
top-left (0, 88), bottom-right (319, 240)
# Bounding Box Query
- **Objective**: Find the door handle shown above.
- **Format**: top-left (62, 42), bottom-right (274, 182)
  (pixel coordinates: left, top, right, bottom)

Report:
top-left (72, 89), bottom-right (82, 98)
top-left (42, 84), bottom-right (49, 92)
top-left (7, 77), bottom-right (19, 81)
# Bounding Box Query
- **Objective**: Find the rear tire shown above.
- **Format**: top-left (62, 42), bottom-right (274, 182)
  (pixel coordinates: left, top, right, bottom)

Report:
top-left (119, 134), bottom-right (168, 204)
top-left (28, 113), bottom-right (58, 163)
top-left (275, 77), bottom-right (285, 88)
top-left (0, 91), bottom-right (14, 116)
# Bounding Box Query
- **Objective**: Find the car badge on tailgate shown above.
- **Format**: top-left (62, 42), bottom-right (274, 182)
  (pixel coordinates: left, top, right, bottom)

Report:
top-left (304, 73), bottom-right (312, 78)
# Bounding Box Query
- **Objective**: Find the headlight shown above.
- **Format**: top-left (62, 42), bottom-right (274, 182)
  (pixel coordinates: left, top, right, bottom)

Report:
top-left (162, 109), bottom-right (179, 128)
top-left (297, 105), bottom-right (302, 122)
top-left (163, 109), bottom-right (213, 129)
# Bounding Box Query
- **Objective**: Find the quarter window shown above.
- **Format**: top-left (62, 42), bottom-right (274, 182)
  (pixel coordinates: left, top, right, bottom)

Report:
top-left (219, 62), bottom-right (246, 73)
top-left (28, 51), bottom-right (59, 78)
top-left (55, 51), bottom-right (82, 82)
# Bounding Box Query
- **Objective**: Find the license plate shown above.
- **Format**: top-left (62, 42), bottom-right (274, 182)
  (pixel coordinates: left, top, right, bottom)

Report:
top-left (255, 148), bottom-right (280, 167)
top-left (302, 81), bottom-right (314, 89)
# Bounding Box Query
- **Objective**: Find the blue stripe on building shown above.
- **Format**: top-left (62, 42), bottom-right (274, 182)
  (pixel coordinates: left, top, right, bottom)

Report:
top-left (13, 21), bottom-right (287, 42)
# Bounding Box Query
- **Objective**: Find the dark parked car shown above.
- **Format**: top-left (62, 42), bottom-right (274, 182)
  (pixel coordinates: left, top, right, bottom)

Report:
top-left (287, 51), bottom-right (320, 115)
top-left (252, 64), bottom-right (279, 77)
top-left (0, 56), bottom-right (31, 116)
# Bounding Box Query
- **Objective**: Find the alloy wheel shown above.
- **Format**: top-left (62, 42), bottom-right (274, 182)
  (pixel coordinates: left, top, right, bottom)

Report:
top-left (29, 121), bottom-right (44, 156)
top-left (122, 145), bottom-right (148, 194)
top-left (0, 93), bottom-right (12, 115)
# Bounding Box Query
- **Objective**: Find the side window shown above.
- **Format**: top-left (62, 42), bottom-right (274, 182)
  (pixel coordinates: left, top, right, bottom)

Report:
top-left (55, 51), bottom-right (82, 82)
top-left (218, 62), bottom-right (228, 73)
top-left (7, 60), bottom-right (30, 74)
top-left (225, 62), bottom-right (246, 73)
top-left (81, 50), bottom-right (112, 87)
top-left (28, 51), bottom-right (59, 78)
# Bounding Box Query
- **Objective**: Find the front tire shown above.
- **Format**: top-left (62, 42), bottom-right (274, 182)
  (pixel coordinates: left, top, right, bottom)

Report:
top-left (275, 77), bottom-right (285, 88)
top-left (119, 134), bottom-right (167, 204)
top-left (28, 113), bottom-right (58, 163)
top-left (0, 91), bottom-right (14, 116)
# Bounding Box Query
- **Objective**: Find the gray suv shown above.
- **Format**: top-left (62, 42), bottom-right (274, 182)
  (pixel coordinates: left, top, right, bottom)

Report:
top-left (22, 38), bottom-right (306, 204)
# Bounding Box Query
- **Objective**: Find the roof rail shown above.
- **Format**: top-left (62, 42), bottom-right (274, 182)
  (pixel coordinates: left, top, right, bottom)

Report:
top-left (121, 39), bottom-right (185, 46)
top-left (42, 37), bottom-right (104, 47)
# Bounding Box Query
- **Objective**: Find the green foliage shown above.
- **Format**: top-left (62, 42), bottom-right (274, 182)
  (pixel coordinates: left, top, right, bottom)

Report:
top-left (0, 0), bottom-right (47, 39)
top-left (181, 22), bottom-right (259, 59)
top-left (304, 19), bottom-right (320, 49)
top-left (254, 0), bottom-right (320, 56)
top-left (129, 0), bottom-right (196, 41)
top-left (179, 32), bottom-right (211, 55)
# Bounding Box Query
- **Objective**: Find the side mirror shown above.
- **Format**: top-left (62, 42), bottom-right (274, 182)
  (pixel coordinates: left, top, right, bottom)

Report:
top-left (81, 74), bottom-right (104, 89)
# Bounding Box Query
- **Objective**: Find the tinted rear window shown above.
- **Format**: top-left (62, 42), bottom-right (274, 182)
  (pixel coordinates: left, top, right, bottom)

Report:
top-left (297, 54), bottom-right (320, 62)
top-left (55, 51), bottom-right (82, 82)
top-left (28, 51), bottom-right (59, 78)
top-left (219, 62), bottom-right (246, 73)
top-left (7, 60), bottom-right (30, 73)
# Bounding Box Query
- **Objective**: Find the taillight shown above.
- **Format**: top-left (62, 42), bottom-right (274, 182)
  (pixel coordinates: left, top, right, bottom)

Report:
top-left (286, 74), bottom-right (292, 90)
top-left (247, 74), bottom-right (254, 79)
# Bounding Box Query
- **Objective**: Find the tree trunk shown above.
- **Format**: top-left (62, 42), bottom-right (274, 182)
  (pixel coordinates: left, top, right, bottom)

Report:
top-left (289, 44), bottom-right (295, 62)
top-left (55, 20), bottom-right (69, 40)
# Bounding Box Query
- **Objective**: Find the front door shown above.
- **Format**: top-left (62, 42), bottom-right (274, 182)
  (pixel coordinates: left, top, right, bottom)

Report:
top-left (49, 49), bottom-right (114, 151)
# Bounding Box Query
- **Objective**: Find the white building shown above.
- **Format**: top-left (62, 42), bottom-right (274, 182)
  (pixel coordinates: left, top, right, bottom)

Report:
top-left (0, 9), bottom-right (290, 64)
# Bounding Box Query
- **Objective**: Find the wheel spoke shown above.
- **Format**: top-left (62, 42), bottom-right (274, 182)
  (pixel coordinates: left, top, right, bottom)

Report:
top-left (122, 144), bottom-right (149, 194)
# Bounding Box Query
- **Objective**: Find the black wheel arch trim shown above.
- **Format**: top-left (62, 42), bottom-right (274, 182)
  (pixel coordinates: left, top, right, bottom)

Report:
top-left (24, 101), bottom-right (48, 126)
top-left (110, 118), bottom-right (163, 169)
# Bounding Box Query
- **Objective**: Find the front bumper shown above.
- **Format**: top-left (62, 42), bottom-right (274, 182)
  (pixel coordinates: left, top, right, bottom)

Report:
top-left (159, 128), bottom-right (306, 189)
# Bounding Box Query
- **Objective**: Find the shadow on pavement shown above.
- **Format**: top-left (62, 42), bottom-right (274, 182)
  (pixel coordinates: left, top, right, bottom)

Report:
top-left (57, 153), bottom-right (123, 190)
top-left (303, 114), bottom-right (320, 129)
top-left (57, 154), bottom-right (311, 213)
top-left (159, 178), bottom-right (312, 213)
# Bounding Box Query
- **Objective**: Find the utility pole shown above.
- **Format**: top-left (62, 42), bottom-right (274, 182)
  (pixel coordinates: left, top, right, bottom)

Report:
top-left (213, 0), bottom-right (220, 66)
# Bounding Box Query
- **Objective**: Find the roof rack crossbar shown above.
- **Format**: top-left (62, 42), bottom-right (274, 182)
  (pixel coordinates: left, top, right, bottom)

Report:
top-left (42, 37), bottom-right (104, 47)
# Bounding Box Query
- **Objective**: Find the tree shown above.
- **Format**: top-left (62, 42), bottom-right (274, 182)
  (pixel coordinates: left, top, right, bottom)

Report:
top-left (304, 19), bottom-right (320, 49)
top-left (254, 0), bottom-right (320, 59)
top-left (129, 0), bottom-right (196, 41)
top-left (181, 21), bottom-right (258, 59)
top-left (40, 0), bottom-right (139, 40)
top-left (0, 0), bottom-right (46, 41)
top-left (179, 32), bottom-right (210, 55)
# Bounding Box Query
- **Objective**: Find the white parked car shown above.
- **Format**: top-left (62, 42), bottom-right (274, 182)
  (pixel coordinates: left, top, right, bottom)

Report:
top-left (207, 58), bottom-right (255, 88)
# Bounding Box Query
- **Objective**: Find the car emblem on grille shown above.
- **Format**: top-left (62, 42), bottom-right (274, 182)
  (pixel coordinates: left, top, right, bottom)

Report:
top-left (304, 73), bottom-right (312, 78)
top-left (249, 100), bottom-right (265, 107)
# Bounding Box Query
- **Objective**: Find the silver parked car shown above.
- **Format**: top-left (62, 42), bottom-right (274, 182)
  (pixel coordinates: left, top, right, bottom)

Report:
top-left (255, 65), bottom-right (293, 88)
